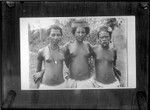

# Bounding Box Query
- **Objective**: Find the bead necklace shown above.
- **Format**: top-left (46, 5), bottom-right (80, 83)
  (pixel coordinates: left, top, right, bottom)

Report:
top-left (48, 44), bottom-right (59, 64)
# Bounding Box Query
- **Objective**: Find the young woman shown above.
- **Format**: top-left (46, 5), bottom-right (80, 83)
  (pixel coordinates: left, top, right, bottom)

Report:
top-left (62, 20), bottom-right (94, 88)
top-left (33, 25), bottom-right (67, 89)
top-left (91, 26), bottom-right (120, 88)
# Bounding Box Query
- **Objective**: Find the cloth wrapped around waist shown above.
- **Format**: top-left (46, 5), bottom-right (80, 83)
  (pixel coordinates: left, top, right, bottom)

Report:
top-left (66, 76), bottom-right (94, 88)
top-left (90, 77), bottom-right (120, 88)
top-left (39, 80), bottom-right (67, 89)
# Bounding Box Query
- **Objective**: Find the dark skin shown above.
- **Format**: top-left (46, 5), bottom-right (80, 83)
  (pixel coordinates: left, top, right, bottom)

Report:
top-left (33, 29), bottom-right (65, 86)
top-left (93, 31), bottom-right (117, 84)
top-left (62, 27), bottom-right (94, 80)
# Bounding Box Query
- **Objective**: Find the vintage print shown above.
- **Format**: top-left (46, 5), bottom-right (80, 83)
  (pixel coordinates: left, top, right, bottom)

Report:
top-left (20, 16), bottom-right (136, 90)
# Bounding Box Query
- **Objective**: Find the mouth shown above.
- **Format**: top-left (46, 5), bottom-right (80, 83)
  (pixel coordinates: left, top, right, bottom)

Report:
top-left (77, 37), bottom-right (84, 41)
top-left (52, 39), bottom-right (60, 44)
top-left (102, 41), bottom-right (109, 45)
top-left (78, 38), bottom-right (83, 40)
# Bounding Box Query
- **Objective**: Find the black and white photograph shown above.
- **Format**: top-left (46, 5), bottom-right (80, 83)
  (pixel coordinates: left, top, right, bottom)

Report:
top-left (20, 16), bottom-right (136, 90)
top-left (2, 2), bottom-right (149, 109)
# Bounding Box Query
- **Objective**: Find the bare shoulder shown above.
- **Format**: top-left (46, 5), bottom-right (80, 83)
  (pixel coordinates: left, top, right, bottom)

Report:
top-left (37, 46), bottom-right (48, 60)
top-left (83, 41), bottom-right (90, 45)
top-left (109, 46), bottom-right (116, 52)
top-left (38, 47), bottom-right (44, 55)
top-left (83, 41), bottom-right (93, 48)
top-left (60, 41), bottom-right (73, 52)
top-left (109, 43), bottom-right (116, 51)
top-left (109, 47), bottom-right (117, 57)
top-left (38, 46), bottom-right (47, 53)
top-left (64, 40), bottom-right (74, 47)
top-left (38, 46), bottom-right (49, 56)
top-left (93, 44), bottom-right (99, 50)
top-left (62, 41), bottom-right (72, 48)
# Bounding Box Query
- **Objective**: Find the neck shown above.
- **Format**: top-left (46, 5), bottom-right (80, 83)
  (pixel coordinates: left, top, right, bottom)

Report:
top-left (101, 44), bottom-right (109, 50)
top-left (76, 40), bottom-right (83, 45)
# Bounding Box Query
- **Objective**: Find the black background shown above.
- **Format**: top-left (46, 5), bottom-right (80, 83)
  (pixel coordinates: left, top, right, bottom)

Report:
top-left (1, 2), bottom-right (149, 109)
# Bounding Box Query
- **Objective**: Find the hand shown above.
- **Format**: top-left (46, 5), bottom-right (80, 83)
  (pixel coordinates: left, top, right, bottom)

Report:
top-left (64, 72), bottom-right (70, 80)
top-left (33, 70), bottom-right (44, 84)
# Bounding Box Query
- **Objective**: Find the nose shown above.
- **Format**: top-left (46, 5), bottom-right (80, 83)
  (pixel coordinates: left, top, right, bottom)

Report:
top-left (54, 35), bottom-right (60, 39)
top-left (54, 36), bottom-right (58, 39)
top-left (79, 32), bottom-right (84, 37)
top-left (102, 37), bottom-right (107, 41)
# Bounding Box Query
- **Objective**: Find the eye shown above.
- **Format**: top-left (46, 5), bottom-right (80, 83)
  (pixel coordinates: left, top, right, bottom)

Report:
top-left (82, 31), bottom-right (85, 34)
top-left (51, 34), bottom-right (55, 37)
top-left (57, 34), bottom-right (61, 36)
top-left (101, 36), bottom-right (105, 39)
top-left (104, 36), bottom-right (110, 38)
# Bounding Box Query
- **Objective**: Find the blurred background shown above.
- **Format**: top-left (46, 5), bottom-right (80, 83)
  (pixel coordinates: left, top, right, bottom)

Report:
top-left (28, 17), bottom-right (127, 89)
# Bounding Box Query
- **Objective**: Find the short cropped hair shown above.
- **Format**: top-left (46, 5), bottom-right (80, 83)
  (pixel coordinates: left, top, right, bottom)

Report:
top-left (71, 26), bottom-right (90, 35)
top-left (98, 26), bottom-right (112, 39)
top-left (47, 25), bottom-right (63, 36)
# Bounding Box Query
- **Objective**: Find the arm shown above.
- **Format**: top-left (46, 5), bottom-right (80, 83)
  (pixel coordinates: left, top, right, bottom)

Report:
top-left (88, 43), bottom-right (96, 77)
top-left (62, 42), bottom-right (71, 69)
top-left (113, 49), bottom-right (121, 80)
top-left (113, 49), bottom-right (117, 67)
top-left (61, 43), bottom-right (71, 79)
top-left (33, 49), bottom-right (44, 83)
top-left (36, 50), bottom-right (43, 72)
top-left (63, 61), bottom-right (70, 80)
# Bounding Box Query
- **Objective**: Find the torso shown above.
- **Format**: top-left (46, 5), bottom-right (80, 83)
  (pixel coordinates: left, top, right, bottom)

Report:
top-left (93, 45), bottom-right (117, 84)
top-left (41, 46), bottom-right (65, 86)
top-left (67, 41), bottom-right (91, 80)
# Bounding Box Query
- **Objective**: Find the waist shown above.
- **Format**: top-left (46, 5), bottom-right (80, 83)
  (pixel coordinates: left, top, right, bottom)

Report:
top-left (42, 78), bottom-right (65, 86)
top-left (70, 65), bottom-right (90, 74)
top-left (91, 77), bottom-right (120, 87)
top-left (96, 61), bottom-right (113, 68)
top-left (69, 72), bottom-right (90, 80)
top-left (45, 64), bottom-right (63, 71)
top-left (44, 70), bottom-right (63, 76)
top-left (95, 66), bottom-right (113, 73)
top-left (94, 72), bottom-right (117, 84)
top-left (42, 73), bottom-right (64, 85)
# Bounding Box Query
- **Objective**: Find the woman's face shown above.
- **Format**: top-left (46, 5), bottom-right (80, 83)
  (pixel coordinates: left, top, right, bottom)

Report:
top-left (49, 29), bottom-right (62, 44)
top-left (75, 27), bottom-right (86, 42)
top-left (99, 31), bottom-right (111, 47)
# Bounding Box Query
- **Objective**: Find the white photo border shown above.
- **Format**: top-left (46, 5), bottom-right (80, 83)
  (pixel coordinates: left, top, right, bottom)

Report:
top-left (20, 16), bottom-right (136, 90)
